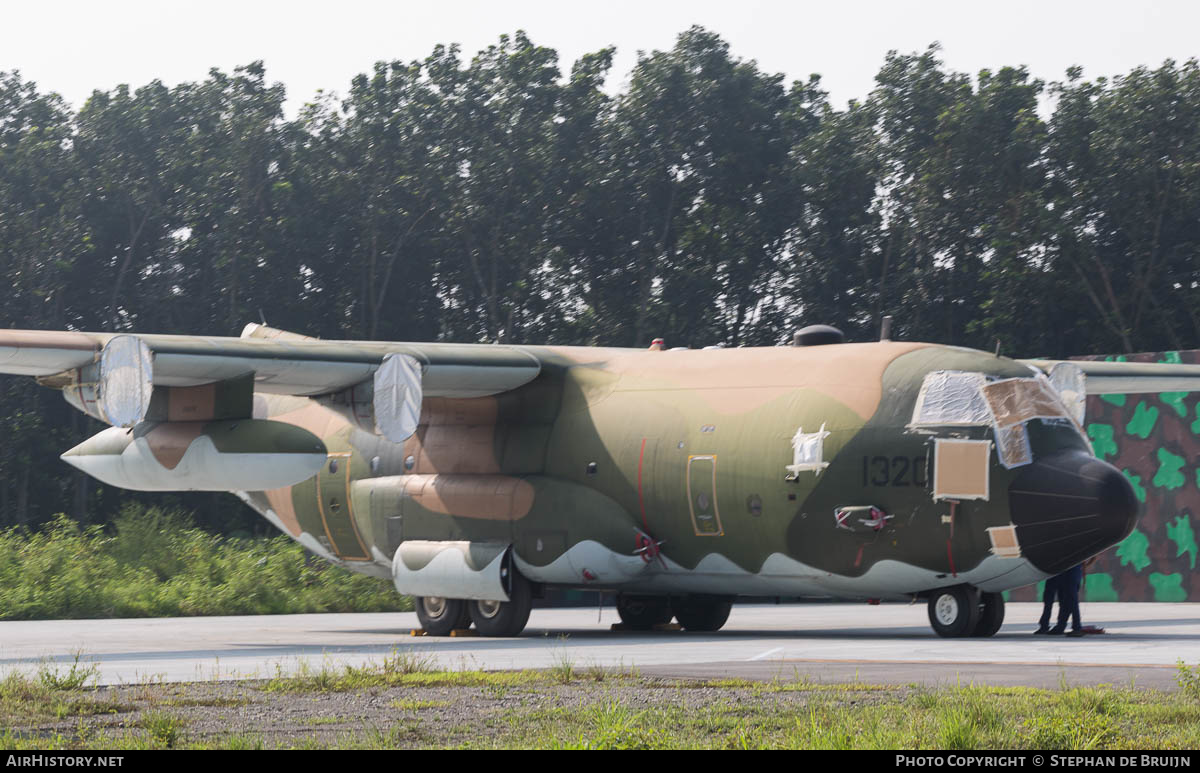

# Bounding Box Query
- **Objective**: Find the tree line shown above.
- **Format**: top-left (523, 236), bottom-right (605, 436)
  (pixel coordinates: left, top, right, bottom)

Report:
top-left (2, 27), bottom-right (1198, 530)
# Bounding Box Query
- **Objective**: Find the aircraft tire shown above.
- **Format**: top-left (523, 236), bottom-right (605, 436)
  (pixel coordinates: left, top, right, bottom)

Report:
top-left (415, 596), bottom-right (469, 636)
top-left (971, 592), bottom-right (1005, 637)
top-left (927, 585), bottom-right (981, 638)
top-left (615, 594), bottom-right (673, 630)
top-left (469, 574), bottom-right (533, 637)
top-left (673, 595), bottom-right (733, 632)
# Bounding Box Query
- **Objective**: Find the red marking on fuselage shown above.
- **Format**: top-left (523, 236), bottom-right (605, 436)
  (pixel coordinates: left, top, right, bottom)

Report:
top-left (637, 437), bottom-right (649, 533)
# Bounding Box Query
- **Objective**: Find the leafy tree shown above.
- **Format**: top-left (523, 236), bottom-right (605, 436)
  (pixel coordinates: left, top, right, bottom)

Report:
top-left (1047, 60), bottom-right (1200, 354)
top-left (0, 73), bottom-right (88, 526)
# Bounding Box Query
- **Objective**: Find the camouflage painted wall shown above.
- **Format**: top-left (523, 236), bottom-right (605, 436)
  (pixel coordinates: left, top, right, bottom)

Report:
top-left (1010, 349), bottom-right (1200, 602)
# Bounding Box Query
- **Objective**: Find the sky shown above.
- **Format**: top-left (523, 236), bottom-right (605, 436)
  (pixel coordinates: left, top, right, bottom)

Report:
top-left (4, 0), bottom-right (1200, 115)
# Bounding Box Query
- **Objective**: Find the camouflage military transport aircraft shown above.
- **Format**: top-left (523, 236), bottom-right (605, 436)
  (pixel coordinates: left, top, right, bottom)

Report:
top-left (3, 323), bottom-right (1199, 637)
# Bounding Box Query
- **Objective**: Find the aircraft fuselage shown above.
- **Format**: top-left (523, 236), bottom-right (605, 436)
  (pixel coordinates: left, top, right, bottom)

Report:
top-left (181, 341), bottom-right (1138, 607)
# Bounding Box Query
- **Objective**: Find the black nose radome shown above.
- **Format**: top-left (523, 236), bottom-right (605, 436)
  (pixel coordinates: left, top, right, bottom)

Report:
top-left (1008, 451), bottom-right (1139, 575)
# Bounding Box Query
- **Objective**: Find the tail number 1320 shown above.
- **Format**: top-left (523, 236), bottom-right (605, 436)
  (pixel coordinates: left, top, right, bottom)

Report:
top-left (862, 456), bottom-right (928, 487)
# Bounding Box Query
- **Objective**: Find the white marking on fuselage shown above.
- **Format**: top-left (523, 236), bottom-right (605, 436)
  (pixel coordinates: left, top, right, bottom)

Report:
top-left (519, 540), bottom-right (1048, 598)
top-left (236, 494), bottom-right (1050, 597)
top-left (515, 539), bottom-right (654, 586)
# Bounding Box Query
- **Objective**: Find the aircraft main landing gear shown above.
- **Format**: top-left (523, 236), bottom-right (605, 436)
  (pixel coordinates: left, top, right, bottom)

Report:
top-left (468, 572), bottom-right (533, 637)
top-left (415, 596), bottom-right (471, 636)
top-left (673, 595), bottom-right (733, 631)
top-left (616, 594), bottom-right (674, 630)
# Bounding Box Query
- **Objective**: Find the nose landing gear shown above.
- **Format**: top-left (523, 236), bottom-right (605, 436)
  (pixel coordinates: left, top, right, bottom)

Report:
top-left (927, 585), bottom-right (1005, 637)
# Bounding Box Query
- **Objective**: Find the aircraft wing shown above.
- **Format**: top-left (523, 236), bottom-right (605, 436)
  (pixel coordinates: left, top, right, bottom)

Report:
top-left (0, 326), bottom-right (540, 395)
top-left (0, 325), bottom-right (542, 440)
top-left (1021, 359), bottom-right (1200, 395)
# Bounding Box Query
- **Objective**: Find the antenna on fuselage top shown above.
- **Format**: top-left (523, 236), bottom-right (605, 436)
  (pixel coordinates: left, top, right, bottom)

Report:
top-left (880, 315), bottom-right (893, 342)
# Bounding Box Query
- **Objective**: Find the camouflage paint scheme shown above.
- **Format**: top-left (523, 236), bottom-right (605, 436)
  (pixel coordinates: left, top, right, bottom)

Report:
top-left (0, 325), bottom-right (1153, 634)
top-left (234, 338), bottom-right (1103, 600)
top-left (1008, 349), bottom-right (1200, 603)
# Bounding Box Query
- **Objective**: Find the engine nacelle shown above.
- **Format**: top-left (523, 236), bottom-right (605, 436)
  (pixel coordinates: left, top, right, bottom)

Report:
top-left (317, 353), bottom-right (422, 442)
top-left (53, 335), bottom-right (153, 427)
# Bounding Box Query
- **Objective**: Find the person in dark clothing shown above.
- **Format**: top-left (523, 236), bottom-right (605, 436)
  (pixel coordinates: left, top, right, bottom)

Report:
top-left (1034, 572), bottom-right (1063, 634)
top-left (1051, 564), bottom-right (1085, 636)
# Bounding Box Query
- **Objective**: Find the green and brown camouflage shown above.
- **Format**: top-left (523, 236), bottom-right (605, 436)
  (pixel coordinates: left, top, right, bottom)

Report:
top-left (223, 335), bottom-right (1130, 619)
top-left (0, 324), bottom-right (1180, 636)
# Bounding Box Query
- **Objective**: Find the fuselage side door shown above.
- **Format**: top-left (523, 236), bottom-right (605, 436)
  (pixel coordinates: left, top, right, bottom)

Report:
top-left (686, 454), bottom-right (724, 537)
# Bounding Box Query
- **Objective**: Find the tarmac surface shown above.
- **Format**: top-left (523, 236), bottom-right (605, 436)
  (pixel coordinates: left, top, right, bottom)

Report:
top-left (1, 602), bottom-right (1198, 689)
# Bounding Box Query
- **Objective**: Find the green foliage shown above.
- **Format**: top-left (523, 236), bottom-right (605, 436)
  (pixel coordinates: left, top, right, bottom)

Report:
top-left (3, 33), bottom-right (1200, 532)
top-left (1022, 712), bottom-right (1116, 750)
top-left (0, 504), bottom-right (408, 619)
top-left (1176, 661), bottom-right (1200, 700)
top-left (263, 650), bottom-right (458, 693)
top-left (797, 706), bottom-right (856, 749)
top-left (221, 733), bottom-right (265, 750)
top-left (937, 708), bottom-right (981, 750)
top-left (9, 665), bottom-right (1200, 749)
top-left (37, 652), bottom-right (100, 691)
top-left (578, 702), bottom-right (655, 750)
top-left (140, 711), bottom-right (187, 749)
top-left (0, 669), bottom-right (126, 725)
top-left (549, 638), bottom-right (577, 684)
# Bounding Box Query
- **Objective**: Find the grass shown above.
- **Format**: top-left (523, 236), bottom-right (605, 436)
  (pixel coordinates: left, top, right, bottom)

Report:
top-left (261, 654), bottom-right (546, 694)
top-left (0, 662), bottom-right (126, 726)
top-left (549, 646), bottom-right (577, 684)
top-left (1176, 660), bottom-right (1200, 700)
top-left (6, 660), bottom-right (1200, 749)
top-left (37, 651), bottom-right (100, 691)
top-left (262, 649), bottom-right (445, 693)
top-left (390, 698), bottom-right (450, 711)
top-left (189, 657), bottom-right (1200, 749)
top-left (5, 616), bottom-right (1200, 750)
top-left (0, 504), bottom-right (409, 619)
top-left (140, 711), bottom-right (187, 748)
